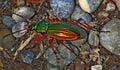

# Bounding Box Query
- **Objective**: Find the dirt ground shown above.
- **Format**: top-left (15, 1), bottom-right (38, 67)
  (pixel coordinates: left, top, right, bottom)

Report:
top-left (0, 0), bottom-right (120, 70)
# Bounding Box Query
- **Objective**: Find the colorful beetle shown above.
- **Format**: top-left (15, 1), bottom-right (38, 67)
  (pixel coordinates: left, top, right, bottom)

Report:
top-left (26, 20), bottom-right (79, 56)
top-left (26, 19), bottom-right (91, 60)
top-left (29, 20), bottom-right (80, 41)
top-left (3, 13), bottom-right (90, 63)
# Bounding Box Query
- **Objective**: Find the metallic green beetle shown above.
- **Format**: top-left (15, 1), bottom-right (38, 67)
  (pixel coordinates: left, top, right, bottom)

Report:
top-left (29, 21), bottom-right (80, 40)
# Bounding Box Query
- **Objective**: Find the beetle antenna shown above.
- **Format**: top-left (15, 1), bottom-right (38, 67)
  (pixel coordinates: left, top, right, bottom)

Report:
top-left (0, 28), bottom-right (10, 30)
top-left (2, 28), bottom-right (30, 40)
top-left (13, 13), bottom-right (32, 25)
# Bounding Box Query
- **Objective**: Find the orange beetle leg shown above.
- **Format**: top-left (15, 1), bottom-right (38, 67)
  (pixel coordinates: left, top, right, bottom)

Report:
top-left (58, 40), bottom-right (77, 56)
top-left (46, 18), bottom-right (61, 23)
top-left (58, 40), bottom-right (87, 64)
top-left (33, 35), bottom-right (45, 47)
top-left (48, 38), bottom-right (54, 48)
top-left (67, 20), bottom-right (74, 25)
top-left (48, 38), bottom-right (60, 62)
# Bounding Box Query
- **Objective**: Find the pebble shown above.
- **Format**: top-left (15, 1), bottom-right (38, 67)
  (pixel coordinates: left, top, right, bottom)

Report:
top-left (106, 2), bottom-right (116, 11)
top-left (44, 41), bottom-right (79, 66)
top-left (46, 62), bottom-right (63, 70)
top-left (20, 50), bottom-right (34, 64)
top-left (12, 21), bottom-right (27, 38)
top-left (100, 19), bottom-right (120, 55)
top-left (12, 6), bottom-right (35, 22)
top-left (50, 0), bottom-right (75, 19)
top-left (0, 24), bottom-right (16, 49)
top-left (111, 64), bottom-right (119, 70)
top-left (1, 15), bottom-right (16, 28)
top-left (3, 0), bottom-right (10, 5)
top-left (88, 30), bottom-right (99, 46)
top-left (71, 6), bottom-right (92, 23)
top-left (78, 0), bottom-right (103, 13)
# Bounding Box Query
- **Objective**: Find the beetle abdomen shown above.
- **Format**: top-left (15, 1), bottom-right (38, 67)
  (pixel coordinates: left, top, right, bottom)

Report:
top-left (47, 23), bottom-right (80, 40)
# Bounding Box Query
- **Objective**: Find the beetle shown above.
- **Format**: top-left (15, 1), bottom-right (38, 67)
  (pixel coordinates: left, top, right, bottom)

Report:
top-left (29, 20), bottom-right (80, 41)
top-left (26, 19), bottom-right (91, 61)
top-left (26, 20), bottom-right (80, 56)
top-left (2, 13), bottom-right (90, 63)
top-left (28, 18), bottom-right (90, 43)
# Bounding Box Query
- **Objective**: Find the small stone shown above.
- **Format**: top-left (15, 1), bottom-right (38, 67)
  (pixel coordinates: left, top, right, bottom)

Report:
top-left (12, 22), bottom-right (27, 38)
top-left (111, 64), bottom-right (119, 70)
top-left (2, 15), bottom-right (16, 28)
top-left (78, 0), bottom-right (103, 13)
top-left (71, 6), bottom-right (92, 23)
top-left (12, 6), bottom-right (35, 22)
top-left (20, 50), bottom-right (34, 64)
top-left (3, 0), bottom-right (10, 5)
top-left (50, 0), bottom-right (75, 19)
top-left (91, 65), bottom-right (102, 70)
top-left (106, 2), bottom-right (116, 11)
top-left (46, 63), bottom-right (63, 70)
top-left (88, 30), bottom-right (99, 46)
top-left (0, 24), bottom-right (16, 49)
top-left (44, 41), bottom-right (79, 66)
top-left (100, 19), bottom-right (120, 55)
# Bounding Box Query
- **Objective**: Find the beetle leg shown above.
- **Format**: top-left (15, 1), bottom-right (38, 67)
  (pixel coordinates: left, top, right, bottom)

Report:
top-left (48, 38), bottom-right (54, 48)
top-left (67, 20), bottom-right (91, 31)
top-left (67, 20), bottom-right (74, 25)
top-left (58, 40), bottom-right (79, 56)
top-left (58, 40), bottom-right (87, 64)
top-left (13, 13), bottom-right (32, 25)
top-left (46, 18), bottom-right (61, 23)
top-left (33, 35), bottom-right (45, 47)
top-left (51, 47), bottom-right (60, 63)
top-left (78, 22), bottom-right (91, 32)
top-left (48, 38), bottom-right (60, 63)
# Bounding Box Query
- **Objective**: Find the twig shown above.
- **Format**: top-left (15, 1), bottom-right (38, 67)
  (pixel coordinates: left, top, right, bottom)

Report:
top-left (102, 56), bottom-right (110, 65)
top-left (35, 43), bottom-right (44, 59)
top-left (13, 32), bottom-right (35, 60)
top-left (0, 46), bottom-right (10, 59)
